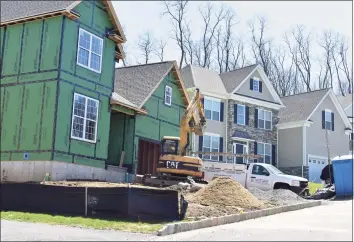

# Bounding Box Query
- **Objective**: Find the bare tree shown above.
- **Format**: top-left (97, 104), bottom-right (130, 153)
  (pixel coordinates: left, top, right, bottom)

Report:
top-left (162, 0), bottom-right (189, 69)
top-left (337, 37), bottom-right (353, 94)
top-left (154, 38), bottom-right (168, 62)
top-left (137, 31), bottom-right (156, 64)
top-left (182, 22), bottom-right (195, 65)
top-left (285, 25), bottom-right (312, 92)
top-left (230, 38), bottom-right (247, 70)
top-left (198, 2), bottom-right (227, 68)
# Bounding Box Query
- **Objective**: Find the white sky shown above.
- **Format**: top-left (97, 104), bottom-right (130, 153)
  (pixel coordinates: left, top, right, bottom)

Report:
top-left (113, 1), bottom-right (352, 78)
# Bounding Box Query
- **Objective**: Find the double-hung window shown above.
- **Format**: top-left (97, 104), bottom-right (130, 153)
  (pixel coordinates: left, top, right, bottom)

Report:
top-left (258, 109), bottom-right (272, 130)
top-left (71, 93), bottom-right (99, 143)
top-left (204, 98), bottom-right (220, 121)
top-left (202, 134), bottom-right (219, 161)
top-left (325, 110), bottom-right (332, 130)
top-left (257, 142), bottom-right (272, 164)
top-left (164, 85), bottom-right (172, 106)
top-left (253, 79), bottom-right (260, 92)
top-left (77, 28), bottom-right (103, 73)
top-left (237, 104), bottom-right (245, 125)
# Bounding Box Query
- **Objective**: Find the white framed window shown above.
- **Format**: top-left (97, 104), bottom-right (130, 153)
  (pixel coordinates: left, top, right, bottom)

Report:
top-left (257, 142), bottom-right (272, 164)
top-left (232, 142), bottom-right (248, 164)
top-left (164, 85), bottom-right (172, 106)
top-left (237, 104), bottom-right (246, 125)
top-left (325, 110), bottom-right (332, 130)
top-left (71, 93), bottom-right (99, 143)
top-left (77, 28), bottom-right (103, 73)
top-left (258, 109), bottom-right (272, 130)
top-left (202, 134), bottom-right (220, 161)
top-left (204, 97), bottom-right (220, 121)
top-left (253, 79), bottom-right (260, 92)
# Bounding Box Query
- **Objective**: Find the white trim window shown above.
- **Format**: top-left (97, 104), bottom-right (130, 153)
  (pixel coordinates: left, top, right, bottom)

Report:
top-left (253, 79), bottom-right (260, 92)
top-left (164, 85), bottom-right (172, 106)
top-left (204, 97), bottom-right (221, 121)
top-left (324, 110), bottom-right (332, 130)
top-left (77, 28), bottom-right (103, 73)
top-left (232, 142), bottom-right (248, 164)
top-left (202, 134), bottom-right (219, 161)
top-left (257, 142), bottom-right (272, 164)
top-left (71, 93), bottom-right (99, 143)
top-left (258, 109), bottom-right (272, 130)
top-left (237, 104), bottom-right (246, 125)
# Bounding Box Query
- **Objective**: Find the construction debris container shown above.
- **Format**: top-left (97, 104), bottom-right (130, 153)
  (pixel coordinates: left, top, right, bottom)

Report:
top-left (332, 155), bottom-right (353, 196)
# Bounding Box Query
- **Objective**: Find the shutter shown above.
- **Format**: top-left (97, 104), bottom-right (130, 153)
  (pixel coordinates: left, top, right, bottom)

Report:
top-left (254, 108), bottom-right (258, 128)
top-left (272, 144), bottom-right (276, 166)
top-left (234, 104), bottom-right (238, 123)
top-left (250, 78), bottom-right (254, 90)
top-left (198, 136), bottom-right (203, 159)
top-left (219, 137), bottom-right (223, 161)
top-left (220, 102), bottom-right (224, 122)
top-left (254, 142), bottom-right (258, 163)
top-left (245, 106), bottom-right (250, 126)
top-left (322, 111), bottom-right (325, 129)
top-left (259, 81), bottom-right (263, 93)
top-left (201, 97), bottom-right (204, 106)
top-left (331, 112), bottom-right (334, 131)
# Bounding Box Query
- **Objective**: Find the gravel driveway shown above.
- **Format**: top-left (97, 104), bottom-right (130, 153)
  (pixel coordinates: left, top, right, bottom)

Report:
top-left (2, 200), bottom-right (352, 241)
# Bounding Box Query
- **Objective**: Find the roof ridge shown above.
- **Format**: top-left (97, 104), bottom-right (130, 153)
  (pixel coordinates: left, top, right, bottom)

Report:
top-left (281, 88), bottom-right (330, 99)
top-left (116, 61), bottom-right (173, 70)
top-left (219, 63), bottom-right (258, 75)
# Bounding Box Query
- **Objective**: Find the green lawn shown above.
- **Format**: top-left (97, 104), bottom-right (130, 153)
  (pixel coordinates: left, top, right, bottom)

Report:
top-left (1, 211), bottom-right (165, 233)
top-left (308, 182), bottom-right (323, 195)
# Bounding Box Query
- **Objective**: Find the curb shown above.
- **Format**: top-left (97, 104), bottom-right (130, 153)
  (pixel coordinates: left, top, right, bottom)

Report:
top-left (157, 200), bottom-right (322, 236)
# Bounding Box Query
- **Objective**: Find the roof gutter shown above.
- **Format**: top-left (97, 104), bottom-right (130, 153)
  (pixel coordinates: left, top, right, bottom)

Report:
top-left (110, 99), bottom-right (147, 115)
top-left (276, 120), bottom-right (313, 130)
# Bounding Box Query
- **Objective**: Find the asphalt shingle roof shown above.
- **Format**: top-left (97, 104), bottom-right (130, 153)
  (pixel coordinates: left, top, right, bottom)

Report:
top-left (114, 62), bottom-right (174, 108)
top-left (219, 64), bottom-right (258, 93)
top-left (1, 1), bottom-right (76, 23)
top-left (278, 89), bottom-right (330, 124)
top-left (181, 65), bottom-right (228, 96)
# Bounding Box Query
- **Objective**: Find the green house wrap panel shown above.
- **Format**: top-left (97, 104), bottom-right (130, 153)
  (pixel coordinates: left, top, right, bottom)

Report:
top-left (107, 113), bottom-right (124, 165)
top-left (1, 85), bottom-right (23, 151)
top-left (40, 17), bottom-right (62, 71)
top-left (53, 152), bottom-right (72, 163)
top-left (0, 87), bottom-right (5, 116)
top-left (123, 116), bottom-right (135, 164)
top-left (70, 140), bottom-right (95, 157)
top-left (74, 155), bottom-right (105, 169)
top-left (1, 152), bottom-right (11, 161)
top-left (40, 81), bottom-right (57, 150)
top-left (11, 151), bottom-right (51, 161)
top-left (19, 83), bottom-right (43, 150)
top-left (160, 122), bottom-right (180, 140)
top-left (143, 96), bottom-right (158, 118)
top-left (54, 81), bottom-right (73, 152)
top-left (135, 116), bottom-right (160, 141)
top-left (19, 71), bottom-right (58, 83)
top-left (100, 38), bottom-right (115, 88)
top-left (95, 96), bottom-right (110, 159)
top-left (158, 101), bottom-right (180, 125)
top-left (93, 6), bottom-right (113, 33)
top-left (60, 18), bottom-right (78, 73)
top-left (60, 72), bottom-right (95, 90)
top-left (20, 20), bottom-right (42, 74)
top-left (73, 1), bottom-right (93, 26)
top-left (0, 27), bottom-right (4, 59)
top-left (2, 24), bottom-right (23, 76)
top-left (75, 64), bottom-right (101, 83)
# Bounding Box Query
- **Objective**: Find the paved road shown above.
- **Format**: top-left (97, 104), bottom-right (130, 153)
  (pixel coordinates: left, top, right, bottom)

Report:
top-left (1, 200), bottom-right (352, 241)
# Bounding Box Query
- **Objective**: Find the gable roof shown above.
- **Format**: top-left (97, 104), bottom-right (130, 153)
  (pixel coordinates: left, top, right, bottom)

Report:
top-left (0, 0), bottom-right (126, 58)
top-left (113, 61), bottom-right (190, 109)
top-left (279, 89), bottom-right (330, 124)
top-left (337, 95), bottom-right (353, 117)
top-left (219, 64), bottom-right (258, 93)
top-left (181, 65), bottom-right (228, 97)
top-left (279, 88), bottom-right (351, 128)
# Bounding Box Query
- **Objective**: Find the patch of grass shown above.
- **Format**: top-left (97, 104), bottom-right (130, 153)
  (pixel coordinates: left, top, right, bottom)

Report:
top-left (0, 211), bottom-right (165, 233)
top-left (309, 182), bottom-right (323, 195)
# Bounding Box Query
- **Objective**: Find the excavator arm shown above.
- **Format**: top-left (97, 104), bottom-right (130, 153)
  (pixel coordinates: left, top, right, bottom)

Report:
top-left (179, 88), bottom-right (206, 156)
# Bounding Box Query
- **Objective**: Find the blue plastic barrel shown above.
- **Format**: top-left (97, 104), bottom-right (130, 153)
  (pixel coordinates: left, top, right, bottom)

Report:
top-left (332, 155), bottom-right (353, 196)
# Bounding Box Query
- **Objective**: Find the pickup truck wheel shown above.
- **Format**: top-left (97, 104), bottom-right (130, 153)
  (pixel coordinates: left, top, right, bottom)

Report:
top-left (274, 183), bottom-right (290, 190)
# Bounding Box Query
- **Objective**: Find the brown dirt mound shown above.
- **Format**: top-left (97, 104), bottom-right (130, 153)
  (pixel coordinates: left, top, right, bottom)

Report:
top-left (186, 203), bottom-right (243, 218)
top-left (186, 177), bottom-right (264, 210)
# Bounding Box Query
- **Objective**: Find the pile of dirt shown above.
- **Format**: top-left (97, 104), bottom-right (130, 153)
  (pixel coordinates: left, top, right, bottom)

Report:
top-left (186, 177), bottom-right (265, 211)
top-left (185, 203), bottom-right (243, 218)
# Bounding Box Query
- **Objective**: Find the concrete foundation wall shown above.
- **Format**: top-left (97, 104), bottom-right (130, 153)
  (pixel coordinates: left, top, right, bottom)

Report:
top-left (1, 161), bottom-right (128, 183)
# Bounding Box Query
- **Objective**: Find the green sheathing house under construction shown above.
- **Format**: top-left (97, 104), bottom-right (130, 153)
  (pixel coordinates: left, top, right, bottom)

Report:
top-left (108, 61), bottom-right (192, 174)
top-left (0, 1), bottom-right (127, 168)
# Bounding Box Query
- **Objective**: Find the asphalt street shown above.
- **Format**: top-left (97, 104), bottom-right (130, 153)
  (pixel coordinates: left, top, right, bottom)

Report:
top-left (1, 200), bottom-right (352, 241)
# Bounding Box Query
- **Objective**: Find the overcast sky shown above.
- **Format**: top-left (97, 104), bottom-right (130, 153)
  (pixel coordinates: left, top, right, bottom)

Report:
top-left (113, 1), bottom-right (352, 73)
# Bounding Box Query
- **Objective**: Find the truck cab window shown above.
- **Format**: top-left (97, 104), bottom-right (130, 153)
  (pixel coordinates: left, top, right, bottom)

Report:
top-left (252, 165), bottom-right (270, 176)
top-left (161, 139), bottom-right (178, 155)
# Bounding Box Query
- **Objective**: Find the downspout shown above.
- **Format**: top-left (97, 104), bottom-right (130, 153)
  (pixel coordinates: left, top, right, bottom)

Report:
top-left (302, 125), bottom-right (307, 178)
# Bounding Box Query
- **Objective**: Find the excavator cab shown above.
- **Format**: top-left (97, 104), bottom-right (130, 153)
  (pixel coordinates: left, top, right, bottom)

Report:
top-left (160, 136), bottom-right (180, 155)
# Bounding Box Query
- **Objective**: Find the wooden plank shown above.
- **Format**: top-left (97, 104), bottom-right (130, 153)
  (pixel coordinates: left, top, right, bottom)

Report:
top-left (119, 151), bottom-right (125, 167)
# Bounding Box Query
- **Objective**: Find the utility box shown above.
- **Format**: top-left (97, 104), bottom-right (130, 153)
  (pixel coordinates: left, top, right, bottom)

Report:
top-left (332, 155), bottom-right (353, 196)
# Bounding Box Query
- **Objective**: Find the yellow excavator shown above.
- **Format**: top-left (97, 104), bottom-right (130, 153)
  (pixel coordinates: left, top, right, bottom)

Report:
top-left (142, 88), bottom-right (207, 186)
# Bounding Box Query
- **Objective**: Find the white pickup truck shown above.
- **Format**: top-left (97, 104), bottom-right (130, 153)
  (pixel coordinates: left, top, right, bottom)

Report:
top-left (203, 161), bottom-right (309, 196)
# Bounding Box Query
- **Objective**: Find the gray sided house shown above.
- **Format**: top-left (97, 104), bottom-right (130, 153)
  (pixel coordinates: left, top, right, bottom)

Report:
top-left (277, 89), bottom-right (352, 182)
top-left (181, 64), bottom-right (284, 165)
top-left (337, 94), bottom-right (353, 152)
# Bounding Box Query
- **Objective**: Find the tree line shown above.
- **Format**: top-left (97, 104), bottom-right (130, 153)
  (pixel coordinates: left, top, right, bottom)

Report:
top-left (123, 1), bottom-right (352, 97)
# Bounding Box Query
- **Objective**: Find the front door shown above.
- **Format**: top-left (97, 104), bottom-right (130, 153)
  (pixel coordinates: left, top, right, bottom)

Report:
top-left (232, 142), bottom-right (248, 164)
top-left (246, 164), bottom-right (272, 190)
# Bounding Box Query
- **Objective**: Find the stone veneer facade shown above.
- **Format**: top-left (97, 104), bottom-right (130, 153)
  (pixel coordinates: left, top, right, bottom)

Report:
top-left (227, 99), bottom-right (279, 164)
top-left (278, 166), bottom-right (309, 180)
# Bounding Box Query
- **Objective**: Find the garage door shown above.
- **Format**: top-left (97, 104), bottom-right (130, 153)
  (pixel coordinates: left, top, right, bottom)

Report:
top-left (308, 156), bottom-right (328, 183)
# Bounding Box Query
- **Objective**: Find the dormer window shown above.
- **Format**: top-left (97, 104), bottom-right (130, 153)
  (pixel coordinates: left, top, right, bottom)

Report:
top-left (250, 78), bottom-right (262, 93)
